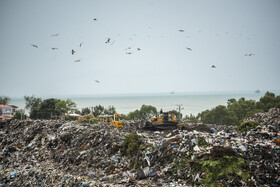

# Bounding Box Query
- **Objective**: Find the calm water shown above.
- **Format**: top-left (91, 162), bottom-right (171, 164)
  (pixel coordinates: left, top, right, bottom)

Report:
top-left (10, 91), bottom-right (276, 116)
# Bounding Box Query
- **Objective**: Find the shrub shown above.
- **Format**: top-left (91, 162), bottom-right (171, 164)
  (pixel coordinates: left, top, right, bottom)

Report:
top-left (13, 110), bottom-right (27, 120)
top-left (75, 115), bottom-right (99, 124)
top-left (198, 136), bottom-right (207, 146)
top-left (201, 156), bottom-right (250, 186)
top-left (64, 115), bottom-right (79, 121)
top-left (122, 133), bottom-right (142, 158)
top-left (237, 121), bottom-right (260, 133)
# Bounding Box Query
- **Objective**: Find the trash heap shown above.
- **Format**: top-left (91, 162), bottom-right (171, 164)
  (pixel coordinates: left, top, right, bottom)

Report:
top-left (243, 108), bottom-right (280, 131)
top-left (0, 108), bottom-right (279, 186)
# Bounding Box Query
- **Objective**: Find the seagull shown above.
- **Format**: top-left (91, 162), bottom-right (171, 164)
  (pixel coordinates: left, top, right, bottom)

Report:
top-left (211, 65), bottom-right (216, 68)
top-left (52, 48), bottom-right (58, 50)
top-left (79, 42), bottom-right (83, 47)
top-left (186, 47), bottom-right (192, 51)
top-left (31, 44), bottom-right (38, 48)
top-left (72, 49), bottom-right (76, 55)
top-left (51, 33), bottom-right (59, 37)
top-left (137, 48), bottom-right (141, 51)
top-left (74, 59), bottom-right (81, 62)
top-left (105, 38), bottom-right (110, 43)
top-left (179, 30), bottom-right (184, 32)
top-left (126, 52), bottom-right (132, 55)
top-left (245, 54), bottom-right (255, 56)
top-left (95, 80), bottom-right (100, 83)
top-left (93, 18), bottom-right (97, 21)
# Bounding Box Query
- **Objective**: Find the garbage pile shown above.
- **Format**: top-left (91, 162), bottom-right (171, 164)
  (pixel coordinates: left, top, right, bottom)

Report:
top-left (0, 109), bottom-right (279, 186)
top-left (243, 108), bottom-right (280, 129)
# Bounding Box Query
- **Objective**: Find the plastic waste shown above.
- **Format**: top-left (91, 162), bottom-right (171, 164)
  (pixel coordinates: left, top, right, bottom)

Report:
top-left (193, 145), bottom-right (200, 151)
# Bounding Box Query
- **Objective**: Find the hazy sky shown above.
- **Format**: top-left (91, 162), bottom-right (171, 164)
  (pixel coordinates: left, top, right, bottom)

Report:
top-left (1, 0), bottom-right (280, 97)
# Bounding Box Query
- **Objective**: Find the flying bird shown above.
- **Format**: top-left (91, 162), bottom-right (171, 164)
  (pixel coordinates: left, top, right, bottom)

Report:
top-left (79, 42), bottom-right (83, 47)
top-left (245, 54), bottom-right (255, 56)
top-left (179, 30), bottom-right (184, 32)
top-left (72, 49), bottom-right (76, 55)
top-left (211, 65), bottom-right (216, 68)
top-left (137, 48), bottom-right (141, 51)
top-left (51, 33), bottom-right (59, 37)
top-left (95, 80), bottom-right (100, 83)
top-left (74, 59), bottom-right (81, 62)
top-left (52, 48), bottom-right (58, 50)
top-left (105, 38), bottom-right (110, 43)
top-left (126, 52), bottom-right (132, 55)
top-left (93, 18), bottom-right (97, 21)
top-left (186, 47), bottom-right (192, 51)
top-left (31, 44), bottom-right (38, 48)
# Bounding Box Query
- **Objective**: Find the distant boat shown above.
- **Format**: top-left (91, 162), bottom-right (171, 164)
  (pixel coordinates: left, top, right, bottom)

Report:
top-left (255, 89), bottom-right (260, 93)
top-left (171, 91), bottom-right (175, 94)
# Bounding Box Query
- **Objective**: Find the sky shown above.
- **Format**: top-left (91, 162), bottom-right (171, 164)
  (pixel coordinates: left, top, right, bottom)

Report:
top-left (1, 0), bottom-right (280, 97)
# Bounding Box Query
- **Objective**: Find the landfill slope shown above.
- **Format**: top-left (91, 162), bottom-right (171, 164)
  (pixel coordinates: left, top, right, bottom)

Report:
top-left (0, 108), bottom-right (280, 186)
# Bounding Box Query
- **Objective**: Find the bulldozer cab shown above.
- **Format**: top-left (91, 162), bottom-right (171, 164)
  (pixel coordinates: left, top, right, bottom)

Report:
top-left (99, 113), bottom-right (123, 128)
top-left (144, 111), bottom-right (181, 130)
top-left (151, 112), bottom-right (176, 125)
top-left (162, 112), bottom-right (175, 122)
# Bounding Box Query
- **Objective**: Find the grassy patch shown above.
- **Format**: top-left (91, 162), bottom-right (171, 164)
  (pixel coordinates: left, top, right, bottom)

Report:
top-left (198, 136), bottom-right (207, 146)
top-left (237, 121), bottom-right (260, 133)
top-left (200, 156), bottom-right (250, 186)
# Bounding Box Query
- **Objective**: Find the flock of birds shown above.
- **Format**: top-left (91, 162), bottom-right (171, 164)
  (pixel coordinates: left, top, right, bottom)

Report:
top-left (30, 18), bottom-right (257, 83)
top-left (30, 28), bottom-right (101, 83)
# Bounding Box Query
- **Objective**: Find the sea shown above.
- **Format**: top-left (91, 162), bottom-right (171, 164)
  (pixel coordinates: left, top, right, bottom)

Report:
top-left (9, 90), bottom-right (279, 117)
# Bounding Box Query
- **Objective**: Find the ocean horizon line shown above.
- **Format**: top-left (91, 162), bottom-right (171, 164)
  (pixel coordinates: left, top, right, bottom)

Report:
top-left (9, 89), bottom-right (280, 100)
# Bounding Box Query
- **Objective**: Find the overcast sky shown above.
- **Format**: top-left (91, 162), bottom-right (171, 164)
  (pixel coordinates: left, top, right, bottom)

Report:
top-left (1, 0), bottom-right (280, 97)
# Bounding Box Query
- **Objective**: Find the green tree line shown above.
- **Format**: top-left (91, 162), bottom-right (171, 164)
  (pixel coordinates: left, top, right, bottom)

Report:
top-left (1, 92), bottom-right (279, 124)
top-left (197, 92), bottom-right (280, 126)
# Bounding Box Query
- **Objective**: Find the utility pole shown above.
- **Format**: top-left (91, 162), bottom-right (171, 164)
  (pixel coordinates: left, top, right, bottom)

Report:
top-left (176, 104), bottom-right (184, 121)
top-left (20, 109), bottom-right (23, 120)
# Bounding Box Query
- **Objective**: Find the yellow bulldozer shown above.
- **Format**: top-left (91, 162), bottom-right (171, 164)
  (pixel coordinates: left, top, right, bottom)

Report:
top-left (143, 111), bottom-right (182, 130)
top-left (98, 113), bottom-right (123, 128)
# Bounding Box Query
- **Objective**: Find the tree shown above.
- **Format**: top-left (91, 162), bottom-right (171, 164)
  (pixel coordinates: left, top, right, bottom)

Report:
top-left (227, 97), bottom-right (257, 124)
top-left (257, 92), bottom-right (280, 111)
top-left (92, 105), bottom-right (105, 116)
top-left (245, 109), bottom-right (264, 118)
top-left (126, 105), bottom-right (157, 120)
top-left (55, 99), bottom-right (77, 115)
top-left (200, 105), bottom-right (238, 126)
top-left (197, 92), bottom-right (279, 126)
top-left (183, 114), bottom-right (200, 123)
top-left (139, 105), bottom-right (157, 120)
top-left (24, 95), bottom-right (42, 110)
top-left (127, 109), bottom-right (141, 120)
top-left (13, 110), bottom-right (27, 120)
top-left (0, 96), bottom-right (11, 105)
top-left (24, 95), bottom-right (42, 119)
top-left (38, 98), bottom-right (60, 119)
top-left (81, 107), bottom-right (91, 115)
top-left (104, 105), bottom-right (116, 115)
top-left (168, 110), bottom-right (182, 122)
